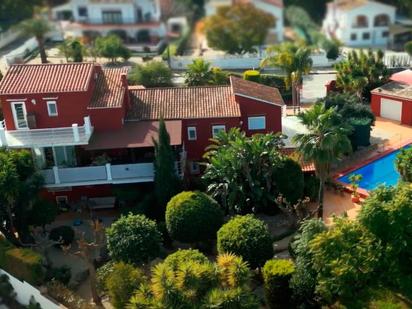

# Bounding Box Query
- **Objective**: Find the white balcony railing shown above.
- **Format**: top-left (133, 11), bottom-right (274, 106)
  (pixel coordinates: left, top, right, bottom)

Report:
top-left (41, 162), bottom-right (154, 187)
top-left (0, 116), bottom-right (93, 148)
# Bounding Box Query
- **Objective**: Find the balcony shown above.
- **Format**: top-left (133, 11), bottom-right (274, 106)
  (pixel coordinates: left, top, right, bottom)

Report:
top-left (41, 162), bottom-right (155, 188)
top-left (0, 116), bottom-right (93, 148)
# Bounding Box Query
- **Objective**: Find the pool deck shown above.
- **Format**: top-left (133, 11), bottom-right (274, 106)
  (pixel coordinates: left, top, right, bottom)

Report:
top-left (324, 118), bottom-right (412, 224)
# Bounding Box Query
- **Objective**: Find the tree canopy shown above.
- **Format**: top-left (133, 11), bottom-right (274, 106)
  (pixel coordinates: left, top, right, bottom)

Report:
top-left (95, 35), bottom-right (131, 62)
top-left (203, 128), bottom-right (304, 214)
top-left (0, 0), bottom-right (41, 30)
top-left (184, 59), bottom-right (229, 86)
top-left (205, 4), bottom-right (275, 54)
top-left (128, 61), bottom-right (173, 88)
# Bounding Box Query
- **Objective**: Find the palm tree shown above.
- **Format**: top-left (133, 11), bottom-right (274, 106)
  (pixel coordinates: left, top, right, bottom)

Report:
top-left (184, 58), bottom-right (213, 86)
top-left (292, 103), bottom-right (352, 218)
top-left (19, 18), bottom-right (51, 64)
top-left (261, 42), bottom-right (313, 113)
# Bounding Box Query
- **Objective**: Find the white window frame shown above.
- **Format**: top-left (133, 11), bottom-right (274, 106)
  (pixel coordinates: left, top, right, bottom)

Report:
top-left (212, 125), bottom-right (226, 138)
top-left (248, 116), bottom-right (266, 130)
top-left (47, 101), bottom-right (58, 117)
top-left (190, 162), bottom-right (200, 174)
top-left (11, 102), bottom-right (28, 130)
top-left (187, 126), bottom-right (197, 141)
top-left (56, 195), bottom-right (68, 204)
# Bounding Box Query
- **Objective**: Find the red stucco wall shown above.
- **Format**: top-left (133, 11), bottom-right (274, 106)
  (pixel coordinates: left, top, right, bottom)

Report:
top-left (235, 95), bottom-right (283, 136)
top-left (40, 184), bottom-right (114, 203)
top-left (371, 93), bottom-right (412, 126)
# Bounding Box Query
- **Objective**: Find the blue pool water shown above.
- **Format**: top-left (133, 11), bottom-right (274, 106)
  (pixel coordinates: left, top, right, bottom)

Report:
top-left (338, 145), bottom-right (411, 191)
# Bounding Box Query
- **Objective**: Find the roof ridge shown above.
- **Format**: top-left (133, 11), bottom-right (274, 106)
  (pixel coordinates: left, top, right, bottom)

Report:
top-left (129, 85), bottom-right (231, 91)
top-left (10, 62), bottom-right (96, 67)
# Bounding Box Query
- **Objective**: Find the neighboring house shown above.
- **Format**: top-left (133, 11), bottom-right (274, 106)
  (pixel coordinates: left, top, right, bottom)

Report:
top-left (322, 0), bottom-right (396, 47)
top-left (205, 0), bottom-right (284, 44)
top-left (389, 17), bottom-right (412, 51)
top-left (371, 69), bottom-right (412, 125)
top-left (52, 0), bottom-right (166, 52)
top-left (0, 63), bottom-right (285, 205)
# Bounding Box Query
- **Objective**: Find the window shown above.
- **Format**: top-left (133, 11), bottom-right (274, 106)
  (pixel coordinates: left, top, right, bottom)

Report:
top-left (11, 102), bottom-right (28, 129)
top-left (53, 146), bottom-right (76, 167)
top-left (350, 33), bottom-right (357, 41)
top-left (248, 116), bottom-right (266, 130)
top-left (78, 6), bottom-right (88, 17)
top-left (102, 11), bottom-right (122, 24)
top-left (190, 162), bottom-right (200, 174)
top-left (374, 14), bottom-right (390, 27)
top-left (382, 31), bottom-right (389, 38)
top-left (212, 125), bottom-right (226, 138)
top-left (362, 32), bottom-right (371, 40)
top-left (56, 196), bottom-right (69, 210)
top-left (47, 101), bottom-right (58, 116)
top-left (353, 15), bottom-right (368, 28)
top-left (187, 126), bottom-right (197, 141)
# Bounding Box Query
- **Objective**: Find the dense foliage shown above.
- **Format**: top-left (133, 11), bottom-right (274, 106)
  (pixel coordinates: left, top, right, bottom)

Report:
top-left (127, 251), bottom-right (258, 308)
top-left (29, 199), bottom-right (58, 231)
top-left (165, 191), bottom-right (224, 243)
top-left (395, 148), bottom-right (412, 182)
top-left (49, 226), bottom-right (75, 246)
top-left (217, 215), bottom-right (273, 268)
top-left (95, 35), bottom-right (131, 62)
top-left (19, 17), bottom-right (50, 64)
top-left (203, 129), bottom-right (304, 214)
top-left (105, 262), bottom-right (145, 309)
top-left (205, 4), bottom-right (275, 54)
top-left (293, 103), bottom-right (352, 217)
top-left (58, 39), bottom-right (85, 62)
top-left (335, 50), bottom-right (389, 101)
top-left (128, 61), bottom-right (173, 88)
top-left (163, 249), bottom-right (209, 271)
top-left (153, 118), bottom-right (182, 218)
top-left (184, 59), bottom-right (229, 86)
top-left (106, 214), bottom-right (161, 265)
top-left (4, 247), bottom-right (44, 285)
top-left (0, 0), bottom-right (41, 30)
top-left (405, 41), bottom-right (412, 56)
top-left (263, 259), bottom-right (295, 308)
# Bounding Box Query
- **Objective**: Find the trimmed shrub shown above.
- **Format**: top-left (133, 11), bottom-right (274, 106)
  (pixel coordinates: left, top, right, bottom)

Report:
top-left (274, 157), bottom-right (304, 204)
top-left (49, 226), bottom-right (75, 246)
top-left (96, 261), bottom-right (115, 293)
top-left (396, 147), bottom-right (412, 182)
top-left (163, 249), bottom-right (209, 271)
top-left (262, 259), bottom-right (295, 309)
top-left (5, 248), bottom-right (44, 285)
top-left (243, 70), bottom-right (260, 82)
top-left (105, 262), bottom-right (145, 309)
top-left (106, 214), bottom-right (161, 264)
top-left (204, 287), bottom-right (259, 308)
top-left (217, 215), bottom-right (273, 268)
top-left (166, 191), bottom-right (224, 243)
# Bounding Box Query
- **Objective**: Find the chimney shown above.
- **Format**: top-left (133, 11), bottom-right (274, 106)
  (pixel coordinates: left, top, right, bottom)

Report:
top-left (121, 73), bottom-right (131, 110)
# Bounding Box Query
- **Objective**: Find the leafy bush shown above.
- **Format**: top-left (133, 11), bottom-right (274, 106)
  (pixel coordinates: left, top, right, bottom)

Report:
top-left (163, 249), bottom-right (209, 271)
top-left (0, 236), bottom-right (13, 267)
top-left (128, 61), bottom-right (173, 87)
top-left (49, 226), bottom-right (75, 246)
top-left (46, 266), bottom-right (71, 285)
top-left (96, 261), bottom-right (115, 293)
top-left (29, 199), bottom-right (58, 229)
top-left (405, 41), bottom-right (412, 56)
top-left (262, 259), bottom-right (295, 309)
top-left (204, 287), bottom-right (259, 308)
top-left (95, 35), bottom-right (130, 62)
top-left (217, 215), bottom-right (273, 268)
top-left (243, 70), bottom-right (260, 82)
top-left (304, 174), bottom-right (320, 202)
top-left (396, 148), bottom-right (412, 182)
top-left (5, 248), bottom-right (44, 285)
top-left (105, 262), bottom-right (145, 309)
top-left (166, 191), bottom-right (224, 243)
top-left (106, 214), bottom-right (161, 264)
top-left (275, 157), bottom-right (304, 204)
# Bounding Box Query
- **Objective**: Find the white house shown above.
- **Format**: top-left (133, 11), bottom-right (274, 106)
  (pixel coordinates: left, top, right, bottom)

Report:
top-left (52, 0), bottom-right (166, 52)
top-left (205, 0), bottom-right (284, 43)
top-left (322, 0), bottom-right (396, 47)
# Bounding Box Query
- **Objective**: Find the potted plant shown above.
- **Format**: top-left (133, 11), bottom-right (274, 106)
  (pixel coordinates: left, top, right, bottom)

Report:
top-left (349, 174), bottom-right (363, 203)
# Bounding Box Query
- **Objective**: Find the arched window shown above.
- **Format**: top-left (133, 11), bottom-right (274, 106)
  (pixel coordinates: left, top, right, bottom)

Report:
top-left (374, 14), bottom-right (390, 27)
top-left (353, 15), bottom-right (368, 28)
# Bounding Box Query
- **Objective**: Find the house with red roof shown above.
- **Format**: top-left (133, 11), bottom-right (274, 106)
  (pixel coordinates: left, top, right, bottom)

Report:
top-left (371, 69), bottom-right (412, 124)
top-left (0, 63), bottom-right (285, 206)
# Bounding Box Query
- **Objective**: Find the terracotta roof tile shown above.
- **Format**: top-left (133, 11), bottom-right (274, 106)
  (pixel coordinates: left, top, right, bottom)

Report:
top-left (230, 76), bottom-right (285, 106)
top-left (0, 63), bottom-right (95, 95)
top-left (88, 67), bottom-right (128, 109)
top-left (281, 148), bottom-right (315, 172)
top-left (127, 86), bottom-right (241, 121)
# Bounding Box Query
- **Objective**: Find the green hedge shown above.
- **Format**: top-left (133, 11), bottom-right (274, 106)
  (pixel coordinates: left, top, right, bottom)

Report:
top-left (243, 70), bottom-right (260, 82)
top-left (262, 259), bottom-right (295, 309)
top-left (5, 248), bottom-right (44, 285)
top-left (0, 237), bottom-right (13, 267)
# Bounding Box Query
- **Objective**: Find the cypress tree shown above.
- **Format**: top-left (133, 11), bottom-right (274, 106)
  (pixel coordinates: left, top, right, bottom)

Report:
top-left (153, 117), bottom-right (181, 218)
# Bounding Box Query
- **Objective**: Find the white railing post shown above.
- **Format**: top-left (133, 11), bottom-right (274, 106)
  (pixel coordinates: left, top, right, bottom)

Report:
top-left (0, 127), bottom-right (7, 146)
top-left (84, 116), bottom-right (92, 136)
top-left (106, 163), bottom-right (112, 181)
top-left (72, 124), bottom-right (80, 142)
top-left (53, 166), bottom-right (60, 184)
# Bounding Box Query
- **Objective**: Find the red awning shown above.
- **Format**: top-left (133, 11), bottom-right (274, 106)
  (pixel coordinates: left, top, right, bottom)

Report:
top-left (85, 120), bottom-right (182, 150)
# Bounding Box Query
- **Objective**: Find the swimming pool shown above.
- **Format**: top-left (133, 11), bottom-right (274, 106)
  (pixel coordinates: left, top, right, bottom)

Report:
top-left (338, 145), bottom-right (411, 191)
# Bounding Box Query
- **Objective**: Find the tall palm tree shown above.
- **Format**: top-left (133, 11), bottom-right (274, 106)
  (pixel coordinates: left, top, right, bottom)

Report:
top-left (261, 42), bottom-right (313, 113)
top-left (292, 104), bottom-right (352, 218)
top-left (19, 18), bottom-right (51, 64)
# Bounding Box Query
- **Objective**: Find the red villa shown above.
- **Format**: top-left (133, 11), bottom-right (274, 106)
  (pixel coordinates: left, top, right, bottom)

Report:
top-left (0, 63), bottom-right (285, 206)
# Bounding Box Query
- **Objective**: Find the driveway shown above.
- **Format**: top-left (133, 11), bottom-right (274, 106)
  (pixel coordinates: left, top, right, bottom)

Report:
top-left (301, 73), bottom-right (336, 104)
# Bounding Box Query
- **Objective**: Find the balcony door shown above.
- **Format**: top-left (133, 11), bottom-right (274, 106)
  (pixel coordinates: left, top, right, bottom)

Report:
top-left (102, 11), bottom-right (122, 24)
top-left (44, 146), bottom-right (76, 167)
top-left (11, 102), bottom-right (28, 129)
